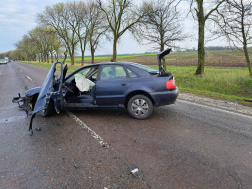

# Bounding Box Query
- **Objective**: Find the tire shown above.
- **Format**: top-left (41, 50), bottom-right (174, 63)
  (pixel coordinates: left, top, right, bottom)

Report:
top-left (39, 100), bottom-right (55, 117)
top-left (127, 95), bottom-right (153, 119)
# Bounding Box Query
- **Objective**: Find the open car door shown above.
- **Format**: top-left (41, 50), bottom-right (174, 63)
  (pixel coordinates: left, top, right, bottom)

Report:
top-left (29, 61), bottom-right (64, 134)
top-left (33, 61), bottom-right (63, 114)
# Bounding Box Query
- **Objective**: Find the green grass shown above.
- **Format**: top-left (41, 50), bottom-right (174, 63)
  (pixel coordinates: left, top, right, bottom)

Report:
top-left (168, 66), bottom-right (252, 105)
top-left (145, 65), bottom-right (252, 105)
top-left (24, 62), bottom-right (80, 73)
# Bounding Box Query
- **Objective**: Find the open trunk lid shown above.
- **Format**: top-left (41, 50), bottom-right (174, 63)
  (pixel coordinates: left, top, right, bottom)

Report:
top-left (157, 48), bottom-right (172, 76)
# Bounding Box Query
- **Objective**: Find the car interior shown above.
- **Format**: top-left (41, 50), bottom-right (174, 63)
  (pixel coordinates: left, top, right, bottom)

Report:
top-left (63, 66), bottom-right (99, 104)
top-left (61, 64), bottom-right (133, 105)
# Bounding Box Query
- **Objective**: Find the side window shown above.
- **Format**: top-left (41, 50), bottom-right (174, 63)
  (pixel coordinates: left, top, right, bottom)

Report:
top-left (127, 68), bottom-right (138, 78)
top-left (65, 67), bottom-right (99, 84)
top-left (116, 66), bottom-right (127, 78)
top-left (100, 65), bottom-right (127, 81)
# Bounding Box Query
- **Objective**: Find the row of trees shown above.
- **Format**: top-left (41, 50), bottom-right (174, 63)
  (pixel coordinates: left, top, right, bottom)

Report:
top-left (10, 0), bottom-right (187, 70)
top-left (2, 0), bottom-right (252, 76)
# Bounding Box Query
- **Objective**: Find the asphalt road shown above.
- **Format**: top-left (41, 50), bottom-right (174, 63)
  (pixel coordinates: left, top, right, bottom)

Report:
top-left (0, 61), bottom-right (252, 188)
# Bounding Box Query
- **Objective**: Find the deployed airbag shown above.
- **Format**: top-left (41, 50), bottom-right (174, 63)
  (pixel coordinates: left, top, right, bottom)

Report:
top-left (74, 73), bottom-right (95, 92)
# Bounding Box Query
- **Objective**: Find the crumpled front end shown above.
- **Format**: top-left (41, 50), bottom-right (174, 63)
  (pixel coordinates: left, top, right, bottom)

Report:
top-left (12, 93), bottom-right (33, 115)
top-left (12, 87), bottom-right (41, 115)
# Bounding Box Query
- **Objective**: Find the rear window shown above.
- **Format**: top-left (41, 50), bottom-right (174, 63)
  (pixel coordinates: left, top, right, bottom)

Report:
top-left (129, 63), bottom-right (158, 75)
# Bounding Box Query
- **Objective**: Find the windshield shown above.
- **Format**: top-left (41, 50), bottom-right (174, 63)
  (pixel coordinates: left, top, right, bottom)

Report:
top-left (129, 63), bottom-right (158, 75)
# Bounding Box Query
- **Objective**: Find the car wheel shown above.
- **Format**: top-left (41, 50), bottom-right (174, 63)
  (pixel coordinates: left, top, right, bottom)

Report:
top-left (39, 100), bottom-right (55, 117)
top-left (128, 95), bottom-right (153, 119)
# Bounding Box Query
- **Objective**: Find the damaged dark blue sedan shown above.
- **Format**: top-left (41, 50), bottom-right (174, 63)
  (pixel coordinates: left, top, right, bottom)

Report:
top-left (13, 49), bottom-right (179, 133)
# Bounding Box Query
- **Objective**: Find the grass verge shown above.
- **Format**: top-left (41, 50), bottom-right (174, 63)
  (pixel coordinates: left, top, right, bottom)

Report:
top-left (168, 66), bottom-right (252, 106)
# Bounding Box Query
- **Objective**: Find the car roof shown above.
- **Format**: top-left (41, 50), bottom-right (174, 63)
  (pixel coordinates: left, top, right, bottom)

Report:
top-left (90, 62), bottom-right (136, 66)
top-left (65, 61), bottom-right (157, 80)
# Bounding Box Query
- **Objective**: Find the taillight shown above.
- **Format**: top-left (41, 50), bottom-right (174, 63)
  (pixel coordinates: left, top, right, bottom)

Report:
top-left (166, 79), bottom-right (176, 89)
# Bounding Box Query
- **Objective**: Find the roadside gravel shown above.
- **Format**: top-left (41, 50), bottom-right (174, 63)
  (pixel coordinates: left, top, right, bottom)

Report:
top-left (178, 92), bottom-right (252, 116)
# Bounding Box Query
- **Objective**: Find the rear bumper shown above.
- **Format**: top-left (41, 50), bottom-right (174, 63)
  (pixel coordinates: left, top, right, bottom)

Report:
top-left (150, 88), bottom-right (179, 107)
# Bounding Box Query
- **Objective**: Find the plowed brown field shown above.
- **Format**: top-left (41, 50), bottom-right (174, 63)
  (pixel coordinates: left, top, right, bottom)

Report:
top-left (77, 49), bottom-right (252, 67)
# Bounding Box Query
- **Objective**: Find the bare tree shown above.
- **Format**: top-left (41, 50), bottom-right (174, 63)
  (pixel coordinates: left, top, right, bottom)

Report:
top-left (140, 0), bottom-right (186, 71)
top-left (212, 0), bottom-right (252, 76)
top-left (37, 3), bottom-right (79, 65)
top-left (97, 0), bottom-right (145, 62)
top-left (67, 1), bottom-right (88, 66)
top-left (87, 1), bottom-right (108, 64)
top-left (189, 0), bottom-right (225, 75)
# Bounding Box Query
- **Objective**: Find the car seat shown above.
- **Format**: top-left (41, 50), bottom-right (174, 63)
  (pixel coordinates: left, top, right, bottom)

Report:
top-left (77, 86), bottom-right (96, 104)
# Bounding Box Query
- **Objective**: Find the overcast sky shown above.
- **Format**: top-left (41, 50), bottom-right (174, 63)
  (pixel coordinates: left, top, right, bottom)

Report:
top-left (0, 0), bottom-right (228, 56)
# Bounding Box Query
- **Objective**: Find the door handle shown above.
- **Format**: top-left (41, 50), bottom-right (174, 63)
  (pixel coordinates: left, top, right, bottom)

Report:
top-left (121, 83), bottom-right (127, 86)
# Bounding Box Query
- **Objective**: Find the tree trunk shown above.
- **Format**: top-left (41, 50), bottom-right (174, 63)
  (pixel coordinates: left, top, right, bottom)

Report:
top-left (47, 54), bottom-right (49, 63)
top-left (81, 50), bottom-right (84, 66)
top-left (241, 18), bottom-right (252, 77)
top-left (54, 53), bottom-right (57, 61)
top-left (91, 46), bottom-right (95, 64)
top-left (243, 47), bottom-right (252, 77)
top-left (70, 48), bottom-right (74, 65)
top-left (63, 52), bottom-right (67, 64)
top-left (70, 55), bottom-right (74, 65)
top-left (51, 52), bottom-right (53, 63)
top-left (242, 41), bottom-right (252, 77)
top-left (195, 1), bottom-right (205, 75)
top-left (112, 37), bottom-right (117, 62)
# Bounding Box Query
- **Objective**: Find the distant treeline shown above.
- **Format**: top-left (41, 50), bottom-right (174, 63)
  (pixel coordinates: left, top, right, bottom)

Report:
top-left (205, 46), bottom-right (235, 51)
top-left (183, 46), bottom-right (249, 52)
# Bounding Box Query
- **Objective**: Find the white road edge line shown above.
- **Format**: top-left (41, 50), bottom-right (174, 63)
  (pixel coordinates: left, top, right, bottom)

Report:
top-left (27, 76), bottom-right (32, 81)
top-left (178, 99), bottom-right (252, 119)
top-left (66, 111), bottom-right (109, 148)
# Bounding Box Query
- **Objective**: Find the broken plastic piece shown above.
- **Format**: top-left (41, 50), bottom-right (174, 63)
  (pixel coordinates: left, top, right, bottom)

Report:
top-left (126, 164), bottom-right (144, 177)
top-left (131, 168), bottom-right (139, 174)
